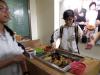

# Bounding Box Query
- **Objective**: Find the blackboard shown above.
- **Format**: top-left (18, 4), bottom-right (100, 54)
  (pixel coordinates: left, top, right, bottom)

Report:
top-left (5, 0), bottom-right (30, 37)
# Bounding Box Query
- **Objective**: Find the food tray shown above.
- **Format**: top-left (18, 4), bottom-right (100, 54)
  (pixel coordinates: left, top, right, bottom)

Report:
top-left (33, 49), bottom-right (84, 73)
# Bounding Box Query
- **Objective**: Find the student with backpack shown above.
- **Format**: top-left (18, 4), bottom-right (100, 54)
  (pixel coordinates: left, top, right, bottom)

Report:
top-left (50, 10), bottom-right (83, 53)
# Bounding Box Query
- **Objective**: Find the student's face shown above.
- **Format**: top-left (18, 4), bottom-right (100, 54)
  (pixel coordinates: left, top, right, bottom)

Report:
top-left (90, 4), bottom-right (96, 10)
top-left (65, 17), bottom-right (74, 26)
top-left (0, 2), bottom-right (10, 24)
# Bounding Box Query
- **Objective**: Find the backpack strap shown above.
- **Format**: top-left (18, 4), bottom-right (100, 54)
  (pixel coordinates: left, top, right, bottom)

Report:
top-left (17, 42), bottom-right (30, 57)
top-left (74, 24), bottom-right (80, 54)
top-left (50, 26), bottom-right (64, 44)
top-left (4, 25), bottom-right (14, 40)
top-left (50, 33), bottom-right (54, 43)
top-left (59, 26), bottom-right (64, 38)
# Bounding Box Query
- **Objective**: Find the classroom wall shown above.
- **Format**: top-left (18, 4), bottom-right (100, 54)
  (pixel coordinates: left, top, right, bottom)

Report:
top-left (30, 0), bottom-right (54, 44)
top-left (30, 0), bottom-right (38, 39)
top-left (36, 0), bottom-right (54, 44)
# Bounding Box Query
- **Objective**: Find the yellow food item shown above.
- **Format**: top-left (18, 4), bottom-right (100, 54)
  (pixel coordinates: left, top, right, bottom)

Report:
top-left (44, 56), bottom-right (51, 61)
top-left (87, 24), bottom-right (96, 30)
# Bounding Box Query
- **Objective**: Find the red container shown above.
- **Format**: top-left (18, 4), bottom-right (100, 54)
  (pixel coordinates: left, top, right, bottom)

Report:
top-left (70, 61), bottom-right (86, 75)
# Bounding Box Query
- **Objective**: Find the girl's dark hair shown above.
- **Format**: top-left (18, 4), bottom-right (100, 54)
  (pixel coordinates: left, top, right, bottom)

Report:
top-left (4, 25), bottom-right (26, 52)
top-left (89, 2), bottom-right (96, 8)
top-left (4, 25), bottom-right (26, 51)
top-left (63, 9), bottom-right (74, 20)
top-left (0, 0), bottom-right (8, 7)
top-left (0, 0), bottom-right (6, 3)
top-left (4, 25), bottom-right (14, 40)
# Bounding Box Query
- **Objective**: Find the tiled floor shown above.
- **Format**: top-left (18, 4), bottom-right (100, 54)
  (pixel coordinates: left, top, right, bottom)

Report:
top-left (79, 43), bottom-right (100, 75)
top-left (79, 42), bottom-right (100, 60)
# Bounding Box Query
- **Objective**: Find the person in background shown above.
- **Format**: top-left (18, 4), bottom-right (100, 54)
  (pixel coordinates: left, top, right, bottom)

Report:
top-left (83, 2), bottom-right (98, 47)
top-left (0, 0), bottom-right (26, 75)
top-left (74, 6), bottom-right (86, 30)
top-left (96, 9), bottom-right (100, 35)
top-left (86, 14), bottom-right (100, 49)
top-left (85, 2), bottom-right (100, 49)
top-left (85, 2), bottom-right (98, 30)
top-left (50, 9), bottom-right (83, 53)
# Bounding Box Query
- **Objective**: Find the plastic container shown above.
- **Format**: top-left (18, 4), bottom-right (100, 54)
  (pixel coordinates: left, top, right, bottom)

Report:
top-left (70, 61), bottom-right (86, 75)
top-left (27, 49), bottom-right (36, 59)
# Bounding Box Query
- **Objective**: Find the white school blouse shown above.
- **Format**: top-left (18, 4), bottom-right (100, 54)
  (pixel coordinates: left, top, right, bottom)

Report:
top-left (0, 30), bottom-right (24, 75)
top-left (86, 10), bottom-right (98, 26)
top-left (53, 23), bottom-right (83, 53)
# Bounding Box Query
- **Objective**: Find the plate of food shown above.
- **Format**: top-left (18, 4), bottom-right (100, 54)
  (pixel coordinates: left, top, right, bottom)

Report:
top-left (33, 49), bottom-right (84, 73)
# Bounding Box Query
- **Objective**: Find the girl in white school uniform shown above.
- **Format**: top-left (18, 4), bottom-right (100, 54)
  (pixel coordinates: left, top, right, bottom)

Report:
top-left (51, 10), bottom-right (83, 53)
top-left (0, 0), bottom-right (26, 75)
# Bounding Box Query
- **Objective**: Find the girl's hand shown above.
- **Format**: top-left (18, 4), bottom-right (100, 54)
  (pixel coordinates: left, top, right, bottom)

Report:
top-left (51, 42), bottom-right (56, 49)
top-left (13, 54), bottom-right (26, 62)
